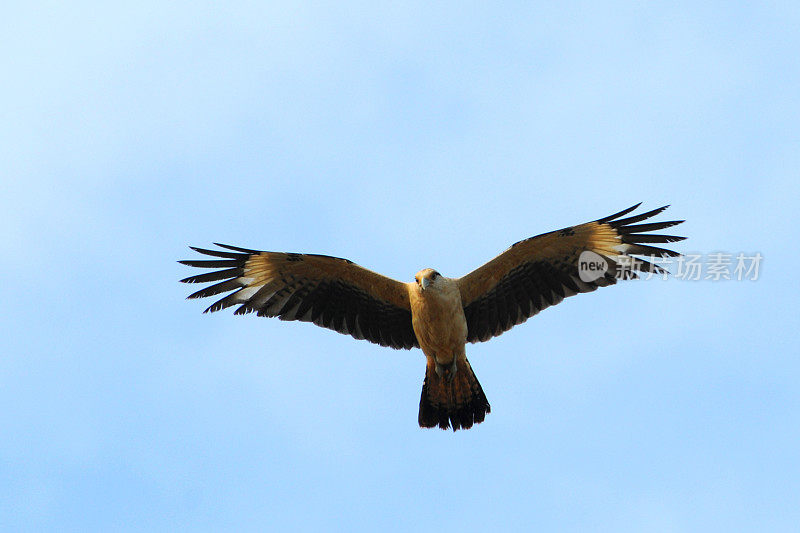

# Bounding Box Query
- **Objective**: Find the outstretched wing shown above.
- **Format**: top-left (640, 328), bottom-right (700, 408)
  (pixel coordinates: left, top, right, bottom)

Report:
top-left (456, 204), bottom-right (685, 343)
top-left (180, 244), bottom-right (418, 350)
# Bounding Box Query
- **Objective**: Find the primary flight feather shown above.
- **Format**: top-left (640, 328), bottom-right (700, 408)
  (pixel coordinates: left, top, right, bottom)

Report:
top-left (180, 203), bottom-right (685, 431)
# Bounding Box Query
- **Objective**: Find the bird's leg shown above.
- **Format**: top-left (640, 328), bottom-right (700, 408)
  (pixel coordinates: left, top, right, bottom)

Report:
top-left (447, 357), bottom-right (457, 382)
top-left (434, 357), bottom-right (458, 382)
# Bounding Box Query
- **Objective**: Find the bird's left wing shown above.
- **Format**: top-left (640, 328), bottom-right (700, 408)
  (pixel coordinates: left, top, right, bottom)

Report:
top-left (456, 204), bottom-right (685, 343)
top-left (180, 244), bottom-right (418, 350)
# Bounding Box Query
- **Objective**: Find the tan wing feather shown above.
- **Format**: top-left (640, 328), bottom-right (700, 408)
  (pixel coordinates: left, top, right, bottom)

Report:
top-left (456, 204), bottom-right (685, 343)
top-left (180, 244), bottom-right (418, 349)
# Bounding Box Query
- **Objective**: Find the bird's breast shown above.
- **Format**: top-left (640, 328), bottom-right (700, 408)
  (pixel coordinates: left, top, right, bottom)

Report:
top-left (409, 288), bottom-right (467, 362)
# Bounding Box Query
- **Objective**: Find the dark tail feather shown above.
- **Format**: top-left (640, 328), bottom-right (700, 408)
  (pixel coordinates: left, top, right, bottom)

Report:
top-left (418, 357), bottom-right (490, 431)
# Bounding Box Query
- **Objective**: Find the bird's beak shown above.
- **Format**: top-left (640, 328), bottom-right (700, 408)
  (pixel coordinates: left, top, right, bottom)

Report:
top-left (420, 277), bottom-right (430, 291)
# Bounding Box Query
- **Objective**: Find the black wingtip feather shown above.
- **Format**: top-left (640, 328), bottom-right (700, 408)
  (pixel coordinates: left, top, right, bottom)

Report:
top-left (187, 279), bottom-right (244, 300)
top-left (180, 267), bottom-right (245, 284)
top-left (595, 203), bottom-right (642, 224)
top-left (622, 234), bottom-right (687, 245)
top-left (178, 259), bottom-right (243, 268)
top-left (188, 246), bottom-right (244, 259)
top-left (213, 242), bottom-right (262, 254)
top-left (608, 205), bottom-right (670, 227)
top-left (618, 220), bottom-right (684, 234)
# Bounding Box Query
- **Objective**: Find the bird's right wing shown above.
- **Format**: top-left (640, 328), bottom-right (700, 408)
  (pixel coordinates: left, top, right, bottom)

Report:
top-left (456, 204), bottom-right (685, 343)
top-left (180, 244), bottom-right (419, 350)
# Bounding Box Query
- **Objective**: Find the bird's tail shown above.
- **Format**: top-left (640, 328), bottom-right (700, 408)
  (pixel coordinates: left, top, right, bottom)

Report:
top-left (418, 356), bottom-right (490, 431)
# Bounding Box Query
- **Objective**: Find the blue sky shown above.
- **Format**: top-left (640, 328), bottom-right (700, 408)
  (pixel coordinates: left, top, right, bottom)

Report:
top-left (2, 2), bottom-right (799, 531)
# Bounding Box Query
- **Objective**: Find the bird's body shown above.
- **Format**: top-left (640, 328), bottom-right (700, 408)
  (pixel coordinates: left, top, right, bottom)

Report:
top-left (180, 204), bottom-right (685, 431)
top-left (409, 270), bottom-right (467, 373)
top-left (408, 270), bottom-right (489, 429)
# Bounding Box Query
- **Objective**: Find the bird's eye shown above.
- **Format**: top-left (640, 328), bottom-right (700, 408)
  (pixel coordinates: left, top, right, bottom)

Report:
top-left (432, 271), bottom-right (439, 278)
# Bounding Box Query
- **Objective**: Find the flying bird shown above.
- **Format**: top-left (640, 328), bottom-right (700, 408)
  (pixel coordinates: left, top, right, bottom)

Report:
top-left (180, 203), bottom-right (684, 431)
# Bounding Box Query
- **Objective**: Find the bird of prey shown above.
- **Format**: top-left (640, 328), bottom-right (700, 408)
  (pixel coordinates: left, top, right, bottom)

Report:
top-left (180, 203), bottom-right (684, 431)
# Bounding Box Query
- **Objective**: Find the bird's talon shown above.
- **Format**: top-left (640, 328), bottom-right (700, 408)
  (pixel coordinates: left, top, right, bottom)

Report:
top-left (435, 360), bottom-right (458, 381)
top-left (447, 359), bottom-right (457, 382)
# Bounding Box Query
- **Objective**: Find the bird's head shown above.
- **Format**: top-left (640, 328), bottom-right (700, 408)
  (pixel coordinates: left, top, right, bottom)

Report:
top-left (414, 268), bottom-right (442, 292)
